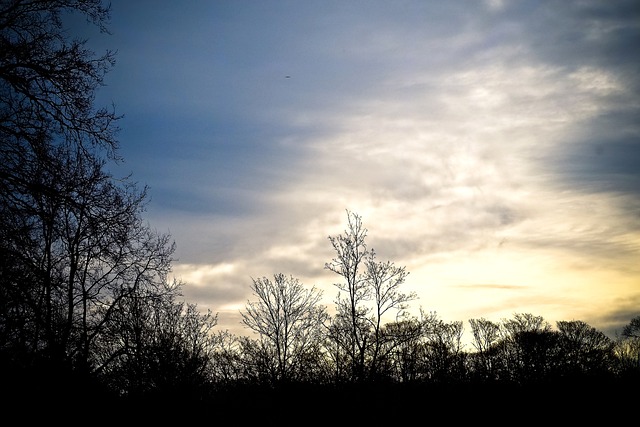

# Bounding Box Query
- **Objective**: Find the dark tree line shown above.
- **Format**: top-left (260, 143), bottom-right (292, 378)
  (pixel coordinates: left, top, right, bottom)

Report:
top-left (233, 213), bottom-right (640, 392)
top-left (0, 0), bottom-right (217, 405)
top-left (1, 0), bottom-right (638, 418)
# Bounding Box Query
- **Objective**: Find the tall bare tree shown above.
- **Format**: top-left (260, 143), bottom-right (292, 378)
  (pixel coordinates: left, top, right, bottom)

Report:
top-left (0, 1), bottom-right (193, 403)
top-left (241, 273), bottom-right (328, 384)
top-left (325, 210), bottom-right (370, 381)
top-left (365, 249), bottom-right (415, 379)
top-left (325, 210), bottom-right (415, 382)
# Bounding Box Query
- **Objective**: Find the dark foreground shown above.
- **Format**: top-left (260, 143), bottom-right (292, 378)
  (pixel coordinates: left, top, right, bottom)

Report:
top-left (7, 375), bottom-right (634, 424)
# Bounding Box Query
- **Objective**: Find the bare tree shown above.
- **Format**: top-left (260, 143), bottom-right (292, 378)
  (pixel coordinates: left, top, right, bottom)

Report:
top-left (325, 211), bottom-right (370, 381)
top-left (430, 319), bottom-right (465, 381)
top-left (614, 315), bottom-right (640, 374)
top-left (0, 0), bottom-right (118, 160)
top-left (468, 317), bottom-right (502, 380)
top-left (325, 210), bottom-right (415, 382)
top-left (1, 0), bottom-right (118, 361)
top-left (240, 273), bottom-right (328, 384)
top-left (208, 330), bottom-right (246, 385)
top-left (96, 280), bottom-right (219, 400)
top-left (365, 249), bottom-right (415, 379)
top-left (499, 313), bottom-right (556, 383)
top-left (502, 312), bottom-right (552, 336)
top-left (380, 316), bottom-right (425, 382)
top-left (0, 1), bottom-right (198, 402)
top-left (622, 316), bottom-right (640, 339)
top-left (556, 320), bottom-right (614, 377)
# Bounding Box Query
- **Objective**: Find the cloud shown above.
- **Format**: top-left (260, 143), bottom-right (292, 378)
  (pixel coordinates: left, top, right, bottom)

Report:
top-left (172, 51), bottom-right (637, 337)
top-left (596, 294), bottom-right (640, 338)
top-left (454, 283), bottom-right (524, 290)
top-left (91, 1), bottom-right (640, 340)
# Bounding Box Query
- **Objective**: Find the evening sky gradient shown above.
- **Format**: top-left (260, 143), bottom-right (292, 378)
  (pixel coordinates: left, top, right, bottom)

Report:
top-left (74, 0), bottom-right (640, 342)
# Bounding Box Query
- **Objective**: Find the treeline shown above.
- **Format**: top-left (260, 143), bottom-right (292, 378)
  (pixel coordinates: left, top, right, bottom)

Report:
top-left (1, 0), bottom-right (639, 417)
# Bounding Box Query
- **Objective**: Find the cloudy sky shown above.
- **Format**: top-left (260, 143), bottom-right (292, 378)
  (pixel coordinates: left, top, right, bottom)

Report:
top-left (79, 0), bottom-right (639, 342)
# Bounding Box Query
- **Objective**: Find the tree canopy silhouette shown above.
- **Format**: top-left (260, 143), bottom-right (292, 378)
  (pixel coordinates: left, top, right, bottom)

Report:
top-left (0, 0), bottom-right (216, 404)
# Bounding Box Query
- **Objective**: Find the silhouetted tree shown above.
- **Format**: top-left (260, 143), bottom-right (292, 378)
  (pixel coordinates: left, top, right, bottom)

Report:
top-left (209, 330), bottom-right (246, 385)
top-left (380, 316), bottom-right (425, 382)
top-left (323, 315), bottom-right (354, 383)
top-left (325, 210), bottom-right (370, 382)
top-left (555, 320), bottom-right (614, 378)
top-left (615, 315), bottom-right (640, 375)
top-left (365, 249), bottom-right (415, 379)
top-left (96, 280), bottom-right (219, 400)
top-left (421, 317), bottom-right (465, 383)
top-left (0, 0), bottom-right (193, 402)
top-left (622, 315), bottom-right (640, 339)
top-left (498, 313), bottom-right (554, 383)
top-left (468, 317), bottom-right (502, 381)
top-left (240, 273), bottom-right (329, 384)
top-left (325, 210), bottom-right (415, 382)
top-left (0, 0), bottom-right (118, 161)
top-left (0, 143), bottom-right (182, 393)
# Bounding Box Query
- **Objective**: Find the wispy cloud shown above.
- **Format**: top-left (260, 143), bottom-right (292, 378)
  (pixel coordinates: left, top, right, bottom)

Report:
top-left (93, 0), bottom-right (640, 338)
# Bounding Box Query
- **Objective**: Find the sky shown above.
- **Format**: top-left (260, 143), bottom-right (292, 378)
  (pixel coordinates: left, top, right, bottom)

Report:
top-left (76, 0), bottom-right (639, 344)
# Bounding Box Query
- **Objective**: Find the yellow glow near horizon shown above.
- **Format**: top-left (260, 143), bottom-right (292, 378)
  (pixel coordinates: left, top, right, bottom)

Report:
top-left (165, 56), bottom-right (639, 343)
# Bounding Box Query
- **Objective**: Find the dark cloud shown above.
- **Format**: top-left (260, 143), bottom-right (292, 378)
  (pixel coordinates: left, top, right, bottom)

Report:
top-left (553, 138), bottom-right (640, 196)
top-left (510, 1), bottom-right (640, 211)
top-left (496, 0), bottom-right (640, 69)
top-left (182, 280), bottom-right (248, 307)
top-left (545, 112), bottom-right (640, 197)
top-left (591, 293), bottom-right (640, 339)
